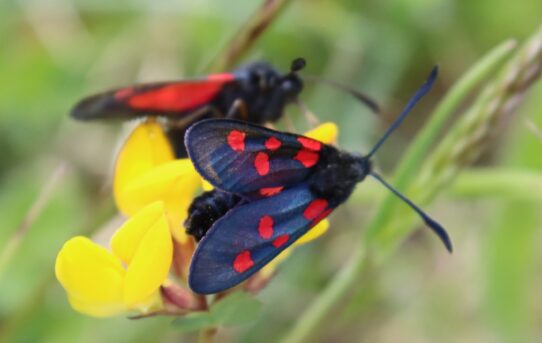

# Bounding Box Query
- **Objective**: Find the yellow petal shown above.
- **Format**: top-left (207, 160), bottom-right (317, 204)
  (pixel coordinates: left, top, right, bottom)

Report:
top-left (110, 201), bottom-right (166, 264)
top-left (55, 237), bottom-right (126, 315)
top-left (68, 295), bottom-right (126, 318)
top-left (303, 122), bottom-right (338, 145)
top-left (294, 219), bottom-right (329, 246)
top-left (116, 159), bottom-right (201, 242)
top-left (201, 178), bottom-right (214, 191)
top-left (114, 120), bottom-right (175, 215)
top-left (123, 210), bottom-right (173, 306)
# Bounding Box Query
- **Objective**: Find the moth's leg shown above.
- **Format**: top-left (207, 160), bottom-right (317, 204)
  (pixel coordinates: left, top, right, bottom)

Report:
top-left (225, 99), bottom-right (248, 120)
top-left (296, 99), bottom-right (320, 128)
top-left (167, 105), bottom-right (222, 130)
top-left (282, 112), bottom-right (296, 132)
top-left (166, 106), bottom-right (223, 158)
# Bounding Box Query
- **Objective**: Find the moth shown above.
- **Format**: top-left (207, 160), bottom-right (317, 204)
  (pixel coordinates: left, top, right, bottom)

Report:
top-left (184, 66), bottom-right (451, 294)
top-left (71, 58), bottom-right (377, 157)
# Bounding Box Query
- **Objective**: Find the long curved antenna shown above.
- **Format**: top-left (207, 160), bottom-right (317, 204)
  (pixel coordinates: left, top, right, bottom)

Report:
top-left (303, 75), bottom-right (381, 114)
top-left (290, 57), bottom-right (307, 73)
top-left (370, 171), bottom-right (452, 252)
top-left (366, 66), bottom-right (438, 159)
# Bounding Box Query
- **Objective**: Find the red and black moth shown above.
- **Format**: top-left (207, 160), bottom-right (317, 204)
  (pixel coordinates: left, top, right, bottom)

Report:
top-left (184, 66), bottom-right (452, 294)
top-left (70, 58), bottom-right (379, 157)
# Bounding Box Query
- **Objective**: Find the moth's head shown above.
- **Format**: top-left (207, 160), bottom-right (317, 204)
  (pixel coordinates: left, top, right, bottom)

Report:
top-left (355, 155), bottom-right (372, 182)
top-left (238, 62), bottom-right (281, 92)
top-left (235, 59), bottom-right (305, 123)
top-left (277, 57), bottom-right (305, 101)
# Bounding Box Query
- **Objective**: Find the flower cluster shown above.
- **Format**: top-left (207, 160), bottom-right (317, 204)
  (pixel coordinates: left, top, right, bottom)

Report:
top-left (55, 119), bottom-right (338, 317)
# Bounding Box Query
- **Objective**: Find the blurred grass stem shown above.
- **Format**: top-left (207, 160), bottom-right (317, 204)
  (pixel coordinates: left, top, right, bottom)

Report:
top-left (282, 35), bottom-right (530, 342)
top-left (0, 163), bottom-right (68, 280)
top-left (206, 0), bottom-right (294, 72)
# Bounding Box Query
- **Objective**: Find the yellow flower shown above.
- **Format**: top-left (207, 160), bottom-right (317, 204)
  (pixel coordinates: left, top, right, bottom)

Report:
top-left (303, 122), bottom-right (338, 143)
top-left (55, 202), bottom-right (173, 317)
top-left (114, 120), bottom-right (201, 243)
top-left (114, 120), bottom-right (338, 244)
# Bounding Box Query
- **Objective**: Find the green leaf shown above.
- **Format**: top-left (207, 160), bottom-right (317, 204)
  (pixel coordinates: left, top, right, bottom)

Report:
top-left (171, 312), bottom-right (215, 332)
top-left (210, 292), bottom-right (263, 326)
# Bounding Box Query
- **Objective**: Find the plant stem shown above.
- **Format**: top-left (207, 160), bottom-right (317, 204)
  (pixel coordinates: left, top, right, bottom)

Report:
top-left (205, 0), bottom-right (295, 72)
top-left (450, 168), bottom-right (542, 200)
top-left (198, 327), bottom-right (218, 343)
top-left (363, 39), bottom-right (517, 245)
top-left (281, 249), bottom-right (367, 343)
top-left (0, 163), bottom-right (67, 280)
top-left (281, 38), bottom-right (518, 343)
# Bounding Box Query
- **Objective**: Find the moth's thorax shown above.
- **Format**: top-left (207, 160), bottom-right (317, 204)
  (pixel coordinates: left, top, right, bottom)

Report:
top-left (185, 190), bottom-right (242, 241)
top-left (308, 146), bottom-right (371, 205)
top-left (226, 62), bottom-right (303, 123)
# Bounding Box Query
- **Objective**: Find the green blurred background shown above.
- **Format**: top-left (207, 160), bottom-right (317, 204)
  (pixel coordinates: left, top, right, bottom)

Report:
top-left (1, 0), bottom-right (542, 342)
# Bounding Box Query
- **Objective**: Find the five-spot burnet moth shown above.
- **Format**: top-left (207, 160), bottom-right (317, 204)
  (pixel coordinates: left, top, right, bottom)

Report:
top-left (70, 58), bottom-right (379, 157)
top-left (184, 66), bottom-right (452, 295)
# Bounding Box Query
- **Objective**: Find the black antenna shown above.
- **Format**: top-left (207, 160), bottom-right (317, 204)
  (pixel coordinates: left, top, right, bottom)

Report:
top-left (366, 66), bottom-right (438, 159)
top-left (370, 172), bottom-right (452, 252)
top-left (290, 57), bottom-right (306, 73)
top-left (303, 75), bottom-right (381, 114)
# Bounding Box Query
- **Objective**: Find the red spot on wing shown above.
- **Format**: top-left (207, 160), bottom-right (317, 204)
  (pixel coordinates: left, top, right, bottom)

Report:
top-left (259, 186), bottom-right (284, 197)
top-left (304, 199), bottom-right (329, 220)
top-left (298, 137), bottom-right (321, 151)
top-left (227, 130), bottom-right (246, 152)
top-left (258, 215), bottom-right (274, 239)
top-left (294, 149), bottom-right (319, 168)
top-left (272, 234), bottom-right (289, 248)
top-left (254, 152), bottom-right (270, 176)
top-left (124, 74), bottom-right (235, 112)
top-left (312, 208), bottom-right (333, 226)
top-left (265, 137), bottom-right (282, 151)
top-left (233, 250), bottom-right (254, 273)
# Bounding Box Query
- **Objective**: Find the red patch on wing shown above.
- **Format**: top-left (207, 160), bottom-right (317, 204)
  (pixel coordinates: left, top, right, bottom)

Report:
top-left (312, 208), bottom-right (333, 226)
top-left (258, 215), bottom-right (274, 239)
top-left (272, 234), bottom-right (289, 248)
top-left (233, 250), bottom-right (254, 273)
top-left (124, 73), bottom-right (235, 112)
top-left (303, 199), bottom-right (329, 220)
top-left (298, 137), bottom-right (321, 151)
top-left (259, 186), bottom-right (284, 197)
top-left (227, 130), bottom-right (245, 152)
top-left (294, 149), bottom-right (319, 168)
top-left (254, 152), bottom-right (270, 176)
top-left (265, 137), bottom-right (282, 151)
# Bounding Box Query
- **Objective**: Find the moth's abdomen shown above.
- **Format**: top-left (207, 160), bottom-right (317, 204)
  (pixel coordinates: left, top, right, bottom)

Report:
top-left (185, 190), bottom-right (242, 241)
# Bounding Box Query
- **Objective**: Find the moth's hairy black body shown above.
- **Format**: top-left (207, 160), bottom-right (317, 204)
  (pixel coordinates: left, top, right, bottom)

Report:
top-left (217, 62), bottom-right (303, 123)
top-left (185, 190), bottom-right (242, 241)
top-left (167, 62), bottom-right (303, 158)
top-left (308, 146), bottom-right (372, 206)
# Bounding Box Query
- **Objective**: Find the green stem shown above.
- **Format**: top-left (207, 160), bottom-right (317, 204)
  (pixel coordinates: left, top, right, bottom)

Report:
top-left (281, 250), bottom-right (367, 343)
top-left (450, 168), bottom-right (542, 200)
top-left (198, 327), bottom-right (218, 343)
top-left (363, 39), bottom-right (516, 245)
top-left (281, 39), bottom-right (517, 343)
top-left (205, 0), bottom-right (295, 72)
top-left (0, 163), bottom-right (67, 280)
top-left (350, 168), bottom-right (542, 203)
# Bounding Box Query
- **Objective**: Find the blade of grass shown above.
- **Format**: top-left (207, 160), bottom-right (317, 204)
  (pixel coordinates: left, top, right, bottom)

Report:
top-left (0, 163), bottom-right (67, 280)
top-left (282, 35), bottom-right (534, 343)
top-left (205, 0), bottom-right (295, 72)
top-left (450, 168), bottom-right (542, 201)
top-left (363, 39), bottom-right (517, 247)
